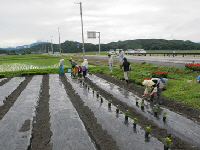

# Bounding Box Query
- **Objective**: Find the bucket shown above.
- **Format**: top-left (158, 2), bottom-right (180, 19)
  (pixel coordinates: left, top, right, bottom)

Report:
top-left (68, 69), bottom-right (72, 73)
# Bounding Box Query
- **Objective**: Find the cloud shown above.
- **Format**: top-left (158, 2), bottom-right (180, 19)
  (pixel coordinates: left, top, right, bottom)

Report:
top-left (0, 0), bottom-right (200, 47)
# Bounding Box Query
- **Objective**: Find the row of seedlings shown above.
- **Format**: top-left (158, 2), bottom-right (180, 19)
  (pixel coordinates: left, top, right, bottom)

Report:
top-left (79, 77), bottom-right (172, 150)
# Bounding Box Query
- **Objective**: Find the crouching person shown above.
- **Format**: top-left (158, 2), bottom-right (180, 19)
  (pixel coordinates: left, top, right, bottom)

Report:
top-left (69, 59), bottom-right (77, 77)
top-left (82, 59), bottom-right (88, 80)
top-left (150, 78), bottom-right (166, 105)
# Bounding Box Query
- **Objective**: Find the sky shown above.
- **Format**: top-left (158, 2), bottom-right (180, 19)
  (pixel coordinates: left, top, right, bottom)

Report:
top-left (0, 0), bottom-right (200, 48)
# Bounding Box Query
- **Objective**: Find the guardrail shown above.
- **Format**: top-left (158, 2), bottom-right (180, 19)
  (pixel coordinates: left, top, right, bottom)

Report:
top-left (126, 53), bottom-right (200, 57)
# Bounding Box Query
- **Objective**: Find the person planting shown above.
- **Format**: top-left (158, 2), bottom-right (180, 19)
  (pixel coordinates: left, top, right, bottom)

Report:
top-left (59, 59), bottom-right (64, 75)
top-left (82, 59), bottom-right (88, 80)
top-left (122, 57), bottom-right (131, 83)
top-left (69, 59), bottom-right (77, 77)
top-left (150, 77), bottom-right (167, 105)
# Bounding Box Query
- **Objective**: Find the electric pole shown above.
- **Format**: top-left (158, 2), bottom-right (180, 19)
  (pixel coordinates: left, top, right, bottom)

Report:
top-left (50, 36), bottom-right (54, 54)
top-left (58, 27), bottom-right (61, 54)
top-left (75, 2), bottom-right (85, 59)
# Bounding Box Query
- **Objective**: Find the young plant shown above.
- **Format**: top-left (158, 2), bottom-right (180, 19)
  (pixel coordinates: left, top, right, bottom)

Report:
top-left (141, 99), bottom-right (144, 110)
top-left (135, 97), bottom-right (139, 106)
top-left (145, 125), bottom-right (151, 138)
top-left (92, 87), bottom-right (95, 94)
top-left (96, 91), bottom-right (99, 97)
top-left (164, 136), bottom-right (172, 150)
top-left (124, 110), bottom-right (129, 121)
top-left (133, 118), bottom-right (138, 129)
top-left (153, 105), bottom-right (158, 116)
top-left (116, 105), bottom-right (120, 113)
top-left (163, 111), bottom-right (167, 121)
top-left (108, 99), bottom-right (112, 108)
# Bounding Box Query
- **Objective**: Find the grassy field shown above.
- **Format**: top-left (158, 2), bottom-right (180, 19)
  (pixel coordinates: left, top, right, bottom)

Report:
top-left (0, 54), bottom-right (82, 76)
top-left (88, 58), bottom-right (200, 109)
top-left (1, 54), bottom-right (200, 109)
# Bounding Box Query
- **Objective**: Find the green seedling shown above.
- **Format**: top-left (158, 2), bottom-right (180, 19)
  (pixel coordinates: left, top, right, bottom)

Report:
top-left (116, 105), bottom-right (120, 113)
top-left (135, 97), bottom-right (139, 105)
top-left (133, 118), bottom-right (138, 129)
top-left (108, 99), bottom-right (112, 108)
top-left (141, 99), bottom-right (144, 110)
top-left (153, 105), bottom-right (158, 116)
top-left (96, 91), bottom-right (99, 97)
top-left (164, 136), bottom-right (172, 150)
top-left (145, 125), bottom-right (151, 138)
top-left (124, 110), bottom-right (129, 121)
top-left (163, 111), bottom-right (167, 121)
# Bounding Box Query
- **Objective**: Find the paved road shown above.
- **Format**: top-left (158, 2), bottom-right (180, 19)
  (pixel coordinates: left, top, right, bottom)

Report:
top-left (86, 55), bottom-right (200, 68)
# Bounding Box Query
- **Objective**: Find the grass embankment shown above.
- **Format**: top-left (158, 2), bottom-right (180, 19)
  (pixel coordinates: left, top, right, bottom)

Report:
top-left (88, 59), bottom-right (200, 109)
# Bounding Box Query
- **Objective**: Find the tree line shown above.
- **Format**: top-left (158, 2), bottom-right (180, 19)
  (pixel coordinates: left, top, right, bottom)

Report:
top-left (1, 39), bottom-right (200, 54)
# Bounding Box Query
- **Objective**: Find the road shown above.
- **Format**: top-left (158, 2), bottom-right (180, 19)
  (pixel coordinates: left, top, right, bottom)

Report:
top-left (86, 55), bottom-right (200, 67)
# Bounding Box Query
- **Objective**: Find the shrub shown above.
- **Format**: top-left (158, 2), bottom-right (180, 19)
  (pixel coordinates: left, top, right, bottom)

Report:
top-left (185, 63), bottom-right (200, 71)
top-left (152, 70), bottom-right (168, 78)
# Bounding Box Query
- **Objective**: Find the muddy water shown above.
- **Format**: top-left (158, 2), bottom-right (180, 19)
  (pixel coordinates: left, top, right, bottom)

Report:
top-left (66, 74), bottom-right (163, 150)
top-left (0, 77), bottom-right (25, 106)
top-left (0, 76), bottom-right (42, 150)
top-left (49, 74), bottom-right (96, 150)
top-left (87, 74), bottom-right (200, 148)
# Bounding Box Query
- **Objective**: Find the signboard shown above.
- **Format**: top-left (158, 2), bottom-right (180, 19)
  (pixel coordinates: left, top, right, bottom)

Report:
top-left (87, 31), bottom-right (96, 39)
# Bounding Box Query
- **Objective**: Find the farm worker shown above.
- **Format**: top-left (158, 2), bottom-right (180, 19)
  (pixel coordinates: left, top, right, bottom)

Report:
top-left (82, 59), bottom-right (88, 79)
top-left (122, 57), bottom-right (131, 83)
top-left (76, 65), bottom-right (82, 77)
top-left (116, 49), bottom-right (124, 69)
top-left (150, 78), bottom-right (166, 105)
top-left (69, 59), bottom-right (77, 76)
top-left (108, 54), bottom-right (113, 73)
top-left (59, 59), bottom-right (64, 75)
top-left (197, 75), bottom-right (200, 83)
top-left (142, 80), bottom-right (155, 96)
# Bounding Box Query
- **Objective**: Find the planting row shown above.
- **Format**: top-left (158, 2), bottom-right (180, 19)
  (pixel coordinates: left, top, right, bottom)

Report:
top-left (0, 75), bottom-right (96, 150)
top-left (86, 74), bottom-right (200, 149)
top-left (66, 73), bottom-right (164, 150)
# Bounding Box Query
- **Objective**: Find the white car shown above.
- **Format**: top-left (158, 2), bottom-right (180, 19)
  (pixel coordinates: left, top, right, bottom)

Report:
top-left (125, 49), bottom-right (135, 54)
top-left (107, 49), bottom-right (115, 55)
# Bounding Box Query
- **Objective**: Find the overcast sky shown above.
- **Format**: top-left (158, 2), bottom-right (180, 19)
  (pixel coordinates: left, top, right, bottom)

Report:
top-left (0, 0), bottom-right (200, 47)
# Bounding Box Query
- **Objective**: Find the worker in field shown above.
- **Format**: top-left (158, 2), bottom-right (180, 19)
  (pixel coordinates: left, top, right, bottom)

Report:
top-left (147, 77), bottom-right (167, 105)
top-left (76, 65), bottom-right (82, 77)
top-left (82, 59), bottom-right (88, 79)
top-left (116, 49), bottom-right (124, 69)
top-left (122, 57), bottom-right (131, 83)
top-left (108, 54), bottom-right (113, 73)
top-left (59, 59), bottom-right (64, 75)
top-left (69, 59), bottom-right (77, 76)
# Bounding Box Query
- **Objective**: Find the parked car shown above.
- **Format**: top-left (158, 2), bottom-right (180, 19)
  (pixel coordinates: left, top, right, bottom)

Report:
top-left (115, 49), bottom-right (124, 54)
top-left (125, 49), bottom-right (135, 55)
top-left (134, 49), bottom-right (146, 53)
top-left (107, 49), bottom-right (115, 55)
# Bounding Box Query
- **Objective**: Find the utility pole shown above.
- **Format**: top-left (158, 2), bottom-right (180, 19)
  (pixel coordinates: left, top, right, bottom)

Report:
top-left (50, 36), bottom-right (54, 54)
top-left (96, 32), bottom-right (101, 55)
top-left (75, 2), bottom-right (85, 59)
top-left (58, 27), bottom-right (61, 54)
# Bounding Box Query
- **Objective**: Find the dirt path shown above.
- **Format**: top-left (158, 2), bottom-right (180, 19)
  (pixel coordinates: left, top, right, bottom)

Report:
top-left (0, 76), bottom-right (32, 120)
top-left (61, 75), bottom-right (120, 150)
top-left (86, 72), bottom-right (199, 150)
top-left (30, 74), bottom-right (52, 150)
